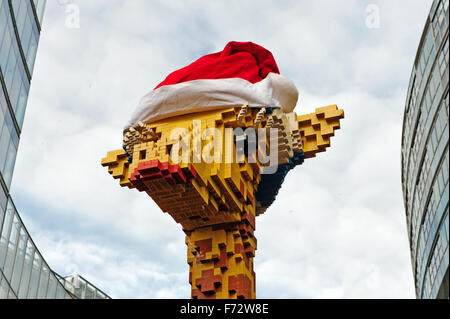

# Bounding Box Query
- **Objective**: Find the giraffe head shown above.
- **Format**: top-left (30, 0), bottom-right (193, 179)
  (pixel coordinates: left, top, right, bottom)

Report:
top-left (101, 104), bottom-right (344, 231)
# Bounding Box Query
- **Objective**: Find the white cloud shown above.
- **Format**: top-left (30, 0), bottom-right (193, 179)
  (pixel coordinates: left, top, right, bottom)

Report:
top-left (9, 0), bottom-right (433, 298)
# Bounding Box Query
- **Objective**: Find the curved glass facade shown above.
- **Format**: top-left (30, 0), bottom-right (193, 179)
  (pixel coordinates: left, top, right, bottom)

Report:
top-left (56, 274), bottom-right (110, 299)
top-left (0, 196), bottom-right (73, 299)
top-left (1, 0), bottom-right (109, 299)
top-left (401, 0), bottom-right (449, 299)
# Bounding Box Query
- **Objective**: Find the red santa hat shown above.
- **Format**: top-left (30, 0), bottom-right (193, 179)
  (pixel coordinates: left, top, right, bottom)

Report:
top-left (126, 41), bottom-right (298, 129)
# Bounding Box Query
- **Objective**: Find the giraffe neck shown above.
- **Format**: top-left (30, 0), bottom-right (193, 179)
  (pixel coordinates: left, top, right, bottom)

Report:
top-left (185, 220), bottom-right (257, 299)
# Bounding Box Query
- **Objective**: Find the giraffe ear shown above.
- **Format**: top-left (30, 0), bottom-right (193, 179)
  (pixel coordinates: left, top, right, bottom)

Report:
top-left (267, 72), bottom-right (298, 113)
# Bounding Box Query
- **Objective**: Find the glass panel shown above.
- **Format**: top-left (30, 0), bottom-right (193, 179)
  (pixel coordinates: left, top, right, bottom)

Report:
top-left (46, 274), bottom-right (57, 298)
top-left (0, 121), bottom-right (9, 173)
top-left (33, 0), bottom-right (46, 24)
top-left (74, 276), bottom-right (84, 298)
top-left (96, 291), bottom-right (107, 299)
top-left (15, 78), bottom-right (29, 128)
top-left (0, 4), bottom-right (7, 47)
top-left (10, 226), bottom-right (27, 292)
top-left (0, 122), bottom-right (12, 181)
top-left (0, 275), bottom-right (9, 299)
top-left (7, 288), bottom-right (17, 299)
top-left (25, 31), bottom-right (38, 74)
top-left (1, 139), bottom-right (18, 187)
top-left (20, 10), bottom-right (33, 57)
top-left (37, 263), bottom-right (49, 299)
top-left (27, 253), bottom-right (42, 298)
top-left (85, 286), bottom-right (94, 299)
top-left (0, 206), bottom-right (13, 267)
top-left (56, 284), bottom-right (67, 299)
top-left (9, 64), bottom-right (22, 111)
top-left (13, 0), bottom-right (27, 34)
top-left (3, 211), bottom-right (20, 281)
top-left (18, 240), bottom-right (34, 298)
top-left (0, 25), bottom-right (12, 68)
top-left (0, 186), bottom-right (6, 216)
top-left (4, 45), bottom-right (17, 90)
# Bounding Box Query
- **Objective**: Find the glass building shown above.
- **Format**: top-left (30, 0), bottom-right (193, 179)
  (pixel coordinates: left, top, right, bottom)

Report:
top-left (1, 0), bottom-right (109, 299)
top-left (56, 274), bottom-right (110, 299)
top-left (401, 0), bottom-right (449, 299)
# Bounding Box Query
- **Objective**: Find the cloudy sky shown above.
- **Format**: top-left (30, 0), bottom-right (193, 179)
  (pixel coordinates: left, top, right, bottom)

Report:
top-left (10, 0), bottom-right (433, 298)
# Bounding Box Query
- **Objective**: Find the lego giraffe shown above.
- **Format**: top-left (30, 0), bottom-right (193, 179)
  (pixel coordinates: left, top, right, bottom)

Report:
top-left (101, 104), bottom-right (344, 299)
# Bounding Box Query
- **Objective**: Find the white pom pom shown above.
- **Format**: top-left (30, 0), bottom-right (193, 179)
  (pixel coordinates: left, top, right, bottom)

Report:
top-left (268, 73), bottom-right (299, 113)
